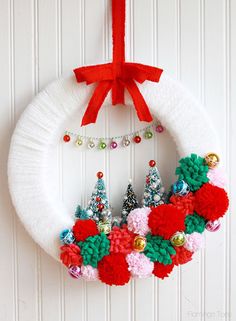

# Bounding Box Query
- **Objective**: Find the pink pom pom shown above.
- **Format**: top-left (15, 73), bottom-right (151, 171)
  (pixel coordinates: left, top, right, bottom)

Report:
top-left (207, 167), bottom-right (227, 189)
top-left (184, 232), bottom-right (205, 252)
top-left (126, 251), bottom-right (154, 278)
top-left (81, 265), bottom-right (98, 281)
top-left (127, 207), bottom-right (151, 236)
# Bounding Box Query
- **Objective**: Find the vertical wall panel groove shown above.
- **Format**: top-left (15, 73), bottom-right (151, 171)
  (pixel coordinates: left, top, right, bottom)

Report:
top-left (199, 1), bottom-right (206, 321)
top-left (224, 1), bottom-right (231, 320)
top-left (9, 0), bottom-right (18, 319)
top-left (32, 0), bottom-right (42, 320)
top-left (175, 2), bottom-right (181, 321)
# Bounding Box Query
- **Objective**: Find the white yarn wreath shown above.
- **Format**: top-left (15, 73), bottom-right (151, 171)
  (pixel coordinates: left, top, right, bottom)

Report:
top-left (8, 73), bottom-right (220, 260)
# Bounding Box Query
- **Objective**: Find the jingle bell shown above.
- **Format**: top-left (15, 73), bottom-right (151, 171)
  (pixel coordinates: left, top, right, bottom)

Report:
top-left (172, 180), bottom-right (190, 196)
top-left (170, 231), bottom-right (186, 247)
top-left (133, 235), bottom-right (147, 252)
top-left (205, 153), bottom-right (220, 169)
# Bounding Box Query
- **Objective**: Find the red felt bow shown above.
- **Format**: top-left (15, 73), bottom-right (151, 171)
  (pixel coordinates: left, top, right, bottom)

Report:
top-left (74, 0), bottom-right (163, 126)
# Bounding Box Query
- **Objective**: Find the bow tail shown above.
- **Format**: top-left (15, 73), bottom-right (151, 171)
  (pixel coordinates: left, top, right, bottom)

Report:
top-left (112, 79), bottom-right (125, 105)
top-left (81, 81), bottom-right (113, 126)
top-left (124, 79), bottom-right (153, 122)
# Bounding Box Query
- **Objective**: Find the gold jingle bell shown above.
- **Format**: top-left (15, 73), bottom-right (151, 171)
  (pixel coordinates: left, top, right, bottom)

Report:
top-left (204, 153), bottom-right (220, 169)
top-left (170, 231), bottom-right (186, 247)
top-left (133, 235), bottom-right (147, 252)
top-left (75, 138), bottom-right (83, 147)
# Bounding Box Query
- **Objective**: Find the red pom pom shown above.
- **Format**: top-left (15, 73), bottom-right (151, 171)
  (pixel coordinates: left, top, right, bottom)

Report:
top-left (153, 262), bottom-right (174, 279)
top-left (108, 225), bottom-right (135, 255)
top-left (172, 247), bottom-right (193, 266)
top-left (98, 253), bottom-right (130, 286)
top-left (60, 244), bottom-right (83, 267)
top-left (72, 219), bottom-right (99, 242)
top-left (194, 183), bottom-right (229, 221)
top-left (148, 204), bottom-right (185, 239)
top-left (170, 192), bottom-right (195, 216)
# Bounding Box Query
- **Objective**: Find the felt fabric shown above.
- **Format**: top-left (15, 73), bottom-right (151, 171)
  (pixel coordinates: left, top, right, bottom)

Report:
top-left (185, 213), bottom-right (206, 234)
top-left (8, 73), bottom-right (221, 260)
top-left (175, 154), bottom-right (209, 191)
top-left (74, 0), bottom-right (163, 126)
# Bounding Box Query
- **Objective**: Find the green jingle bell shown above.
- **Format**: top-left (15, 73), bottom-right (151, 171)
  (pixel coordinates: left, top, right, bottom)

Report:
top-left (170, 231), bottom-right (186, 247)
top-left (144, 131), bottom-right (153, 139)
top-left (99, 141), bottom-right (107, 150)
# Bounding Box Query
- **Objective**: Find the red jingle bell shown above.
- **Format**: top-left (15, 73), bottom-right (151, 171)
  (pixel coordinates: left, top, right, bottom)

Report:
top-left (63, 134), bottom-right (71, 142)
top-left (133, 135), bottom-right (142, 144)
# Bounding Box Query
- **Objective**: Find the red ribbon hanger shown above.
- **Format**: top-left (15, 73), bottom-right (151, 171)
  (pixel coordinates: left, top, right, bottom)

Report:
top-left (74, 0), bottom-right (163, 126)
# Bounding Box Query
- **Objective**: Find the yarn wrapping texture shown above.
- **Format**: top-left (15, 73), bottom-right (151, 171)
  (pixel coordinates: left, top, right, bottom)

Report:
top-left (8, 73), bottom-right (220, 260)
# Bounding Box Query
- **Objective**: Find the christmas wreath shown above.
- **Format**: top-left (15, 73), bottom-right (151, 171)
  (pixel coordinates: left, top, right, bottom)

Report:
top-left (8, 0), bottom-right (228, 289)
top-left (59, 155), bottom-right (229, 285)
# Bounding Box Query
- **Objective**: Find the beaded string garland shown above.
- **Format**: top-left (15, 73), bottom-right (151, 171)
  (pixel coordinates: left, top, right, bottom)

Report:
top-left (63, 121), bottom-right (164, 150)
top-left (59, 153), bottom-right (229, 285)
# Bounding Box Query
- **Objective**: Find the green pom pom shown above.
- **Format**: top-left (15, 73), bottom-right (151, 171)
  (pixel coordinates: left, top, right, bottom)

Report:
top-left (175, 154), bottom-right (209, 191)
top-left (144, 234), bottom-right (176, 265)
top-left (185, 213), bottom-right (206, 234)
top-left (78, 233), bottom-right (110, 267)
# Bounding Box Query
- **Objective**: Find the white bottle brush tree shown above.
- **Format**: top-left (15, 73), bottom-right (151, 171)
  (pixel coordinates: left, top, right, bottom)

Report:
top-left (142, 160), bottom-right (165, 207)
top-left (86, 171), bottom-right (112, 223)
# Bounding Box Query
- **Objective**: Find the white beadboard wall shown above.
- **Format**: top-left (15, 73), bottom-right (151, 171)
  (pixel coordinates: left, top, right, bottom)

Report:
top-left (0, 0), bottom-right (235, 321)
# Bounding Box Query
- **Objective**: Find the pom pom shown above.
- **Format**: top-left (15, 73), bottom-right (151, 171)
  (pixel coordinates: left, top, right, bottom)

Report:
top-left (194, 183), bottom-right (229, 221)
top-left (172, 247), bottom-right (193, 266)
top-left (207, 167), bottom-right (227, 189)
top-left (148, 204), bottom-right (185, 240)
top-left (126, 251), bottom-right (154, 278)
top-left (175, 154), bottom-right (209, 191)
top-left (153, 262), bottom-right (174, 279)
top-left (78, 233), bottom-right (110, 268)
top-left (127, 207), bottom-right (151, 235)
top-left (185, 213), bottom-right (206, 234)
top-left (169, 192), bottom-right (195, 216)
top-left (81, 265), bottom-right (98, 281)
top-left (184, 232), bottom-right (204, 252)
top-left (73, 219), bottom-right (99, 242)
top-left (144, 234), bottom-right (176, 265)
top-left (108, 225), bottom-right (135, 255)
top-left (60, 244), bottom-right (83, 267)
top-left (98, 253), bottom-right (130, 286)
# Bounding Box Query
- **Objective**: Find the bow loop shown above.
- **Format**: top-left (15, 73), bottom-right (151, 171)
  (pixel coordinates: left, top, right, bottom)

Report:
top-left (73, 0), bottom-right (163, 126)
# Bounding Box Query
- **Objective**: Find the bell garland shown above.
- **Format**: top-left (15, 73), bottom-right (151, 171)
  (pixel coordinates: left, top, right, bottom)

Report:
top-left (58, 152), bottom-right (229, 285)
top-left (63, 121), bottom-right (164, 151)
